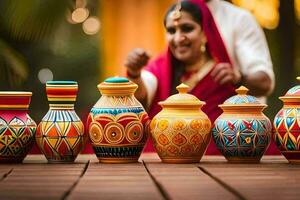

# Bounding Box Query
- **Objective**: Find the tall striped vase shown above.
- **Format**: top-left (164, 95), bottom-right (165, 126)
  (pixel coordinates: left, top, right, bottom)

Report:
top-left (36, 81), bottom-right (86, 163)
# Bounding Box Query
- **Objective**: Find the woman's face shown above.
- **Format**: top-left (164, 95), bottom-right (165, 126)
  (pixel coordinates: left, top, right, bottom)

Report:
top-left (165, 11), bottom-right (205, 64)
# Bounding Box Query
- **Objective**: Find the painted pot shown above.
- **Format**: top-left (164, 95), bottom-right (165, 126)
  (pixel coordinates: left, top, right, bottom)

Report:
top-left (0, 92), bottom-right (36, 163)
top-left (150, 84), bottom-right (211, 163)
top-left (212, 86), bottom-right (272, 163)
top-left (36, 81), bottom-right (86, 163)
top-left (87, 77), bottom-right (149, 163)
top-left (273, 77), bottom-right (300, 163)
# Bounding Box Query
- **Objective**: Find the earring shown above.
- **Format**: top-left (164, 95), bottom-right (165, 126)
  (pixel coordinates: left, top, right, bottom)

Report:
top-left (200, 44), bottom-right (206, 53)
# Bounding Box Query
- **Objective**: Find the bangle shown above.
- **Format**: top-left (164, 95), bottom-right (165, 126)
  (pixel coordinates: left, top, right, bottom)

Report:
top-left (126, 70), bottom-right (141, 79)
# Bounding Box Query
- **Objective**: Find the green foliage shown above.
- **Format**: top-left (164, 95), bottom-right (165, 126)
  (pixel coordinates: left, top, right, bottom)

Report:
top-left (0, 0), bottom-right (71, 41)
top-left (0, 0), bottom-right (71, 87)
top-left (0, 39), bottom-right (28, 86)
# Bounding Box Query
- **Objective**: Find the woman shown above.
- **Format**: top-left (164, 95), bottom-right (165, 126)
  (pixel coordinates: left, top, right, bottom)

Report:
top-left (125, 0), bottom-right (272, 154)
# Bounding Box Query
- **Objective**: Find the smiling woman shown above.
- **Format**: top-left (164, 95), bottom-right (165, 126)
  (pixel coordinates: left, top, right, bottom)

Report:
top-left (125, 1), bottom-right (237, 119)
top-left (125, 0), bottom-right (271, 154)
top-left (125, 0), bottom-right (238, 153)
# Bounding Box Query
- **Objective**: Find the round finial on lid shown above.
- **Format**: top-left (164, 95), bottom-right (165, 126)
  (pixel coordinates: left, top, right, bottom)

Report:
top-left (235, 86), bottom-right (249, 95)
top-left (176, 83), bottom-right (189, 94)
top-left (297, 76), bottom-right (300, 81)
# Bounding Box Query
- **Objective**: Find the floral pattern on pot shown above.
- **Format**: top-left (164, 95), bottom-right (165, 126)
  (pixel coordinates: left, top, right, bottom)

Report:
top-left (151, 117), bottom-right (211, 162)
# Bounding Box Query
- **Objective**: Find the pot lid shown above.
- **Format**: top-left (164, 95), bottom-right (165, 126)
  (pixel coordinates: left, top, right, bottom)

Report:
top-left (97, 77), bottom-right (138, 96)
top-left (159, 83), bottom-right (205, 107)
top-left (220, 86), bottom-right (266, 108)
top-left (280, 77), bottom-right (300, 102)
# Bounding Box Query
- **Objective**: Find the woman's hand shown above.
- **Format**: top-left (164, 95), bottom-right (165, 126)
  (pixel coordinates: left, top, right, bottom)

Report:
top-left (124, 48), bottom-right (150, 78)
top-left (210, 62), bottom-right (241, 85)
top-left (211, 63), bottom-right (272, 96)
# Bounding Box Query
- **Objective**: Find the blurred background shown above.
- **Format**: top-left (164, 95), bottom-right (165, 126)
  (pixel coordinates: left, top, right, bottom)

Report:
top-left (0, 0), bottom-right (299, 123)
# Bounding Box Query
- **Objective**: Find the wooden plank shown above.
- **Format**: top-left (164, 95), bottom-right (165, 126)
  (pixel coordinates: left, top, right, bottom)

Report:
top-left (0, 154), bottom-right (295, 200)
top-left (142, 154), bottom-right (236, 200)
top-left (0, 165), bottom-right (13, 181)
top-left (0, 155), bottom-right (88, 200)
top-left (68, 156), bottom-right (163, 200)
top-left (199, 155), bottom-right (300, 200)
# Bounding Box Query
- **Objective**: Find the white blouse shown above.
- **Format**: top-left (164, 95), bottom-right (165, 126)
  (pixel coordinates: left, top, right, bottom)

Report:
top-left (208, 0), bottom-right (275, 94)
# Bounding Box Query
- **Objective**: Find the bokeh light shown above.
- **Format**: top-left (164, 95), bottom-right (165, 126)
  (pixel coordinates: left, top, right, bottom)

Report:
top-left (38, 68), bottom-right (53, 84)
top-left (71, 7), bottom-right (89, 23)
top-left (82, 17), bottom-right (101, 35)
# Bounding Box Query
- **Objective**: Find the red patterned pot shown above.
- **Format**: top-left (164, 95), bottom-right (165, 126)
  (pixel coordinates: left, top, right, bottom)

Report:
top-left (87, 77), bottom-right (149, 163)
top-left (36, 81), bottom-right (86, 163)
top-left (0, 91), bottom-right (36, 163)
top-left (274, 77), bottom-right (300, 163)
top-left (150, 84), bottom-right (211, 163)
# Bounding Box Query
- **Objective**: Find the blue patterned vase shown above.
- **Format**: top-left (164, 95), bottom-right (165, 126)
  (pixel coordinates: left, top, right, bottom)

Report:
top-left (212, 86), bottom-right (272, 163)
top-left (87, 77), bottom-right (149, 163)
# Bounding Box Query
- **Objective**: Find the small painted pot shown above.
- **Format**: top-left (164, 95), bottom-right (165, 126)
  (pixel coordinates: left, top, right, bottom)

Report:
top-left (273, 77), bottom-right (300, 163)
top-left (150, 84), bottom-right (211, 163)
top-left (212, 86), bottom-right (272, 163)
top-left (87, 77), bottom-right (149, 163)
top-left (36, 81), bottom-right (86, 163)
top-left (0, 92), bottom-right (36, 163)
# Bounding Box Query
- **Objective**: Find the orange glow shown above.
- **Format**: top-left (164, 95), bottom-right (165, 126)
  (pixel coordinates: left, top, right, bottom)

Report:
top-left (296, 0), bottom-right (300, 23)
top-left (231, 0), bottom-right (279, 29)
top-left (99, 0), bottom-right (173, 80)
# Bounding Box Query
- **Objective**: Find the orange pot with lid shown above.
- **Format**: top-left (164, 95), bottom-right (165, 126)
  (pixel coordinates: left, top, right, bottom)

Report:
top-left (150, 83), bottom-right (211, 163)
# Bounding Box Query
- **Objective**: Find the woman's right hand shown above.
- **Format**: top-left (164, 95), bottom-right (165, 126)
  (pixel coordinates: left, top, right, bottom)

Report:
top-left (124, 48), bottom-right (150, 78)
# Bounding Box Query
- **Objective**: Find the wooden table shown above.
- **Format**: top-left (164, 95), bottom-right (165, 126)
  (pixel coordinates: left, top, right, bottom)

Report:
top-left (0, 154), bottom-right (299, 200)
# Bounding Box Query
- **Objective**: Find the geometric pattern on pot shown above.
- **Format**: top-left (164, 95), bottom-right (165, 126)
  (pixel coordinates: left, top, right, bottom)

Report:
top-left (88, 111), bottom-right (149, 146)
top-left (273, 108), bottom-right (300, 151)
top-left (285, 85), bottom-right (300, 96)
top-left (213, 118), bottom-right (271, 158)
top-left (36, 110), bottom-right (85, 161)
top-left (0, 116), bottom-right (36, 158)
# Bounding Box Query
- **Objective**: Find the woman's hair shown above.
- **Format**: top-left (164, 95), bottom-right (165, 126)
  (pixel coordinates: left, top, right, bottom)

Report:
top-left (164, 1), bottom-right (203, 95)
top-left (164, 1), bottom-right (202, 27)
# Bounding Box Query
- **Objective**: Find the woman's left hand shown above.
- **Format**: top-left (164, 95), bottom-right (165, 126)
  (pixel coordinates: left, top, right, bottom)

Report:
top-left (210, 62), bottom-right (241, 85)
